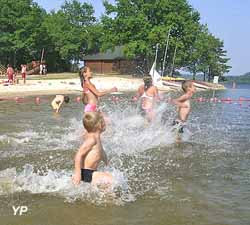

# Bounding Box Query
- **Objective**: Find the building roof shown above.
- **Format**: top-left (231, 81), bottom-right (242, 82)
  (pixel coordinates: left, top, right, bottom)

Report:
top-left (83, 46), bottom-right (125, 60)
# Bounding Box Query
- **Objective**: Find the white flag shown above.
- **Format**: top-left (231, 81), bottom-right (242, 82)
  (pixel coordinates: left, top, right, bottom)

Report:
top-left (149, 62), bottom-right (161, 85)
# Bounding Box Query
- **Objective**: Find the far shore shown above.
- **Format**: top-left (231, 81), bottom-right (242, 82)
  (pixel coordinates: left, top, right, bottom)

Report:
top-left (0, 73), bottom-right (143, 98)
top-left (0, 73), bottom-right (225, 98)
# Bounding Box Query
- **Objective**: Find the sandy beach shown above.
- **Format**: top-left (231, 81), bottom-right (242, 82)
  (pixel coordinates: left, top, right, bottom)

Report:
top-left (0, 76), bottom-right (144, 98)
top-left (0, 74), bottom-right (225, 98)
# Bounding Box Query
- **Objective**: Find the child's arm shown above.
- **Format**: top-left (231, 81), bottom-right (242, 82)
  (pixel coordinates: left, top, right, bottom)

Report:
top-left (86, 83), bottom-right (117, 97)
top-left (171, 94), bottom-right (190, 108)
top-left (133, 85), bottom-right (144, 101)
top-left (72, 137), bottom-right (96, 185)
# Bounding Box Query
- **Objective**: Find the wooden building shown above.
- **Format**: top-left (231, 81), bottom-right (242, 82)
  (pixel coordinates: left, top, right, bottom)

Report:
top-left (83, 46), bottom-right (137, 74)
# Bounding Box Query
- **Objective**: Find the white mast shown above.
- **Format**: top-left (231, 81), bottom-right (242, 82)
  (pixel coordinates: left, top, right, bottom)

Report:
top-left (161, 28), bottom-right (171, 77)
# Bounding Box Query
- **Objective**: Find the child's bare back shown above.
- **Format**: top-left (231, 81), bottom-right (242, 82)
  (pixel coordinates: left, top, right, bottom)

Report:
top-left (170, 81), bottom-right (196, 139)
top-left (72, 112), bottom-right (112, 185)
top-left (176, 94), bottom-right (191, 122)
top-left (81, 133), bottom-right (106, 170)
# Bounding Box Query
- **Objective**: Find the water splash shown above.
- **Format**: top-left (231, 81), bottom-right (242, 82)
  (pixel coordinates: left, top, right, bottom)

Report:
top-left (0, 94), bottom-right (192, 205)
top-left (0, 164), bottom-right (133, 206)
top-left (102, 101), bottom-right (182, 155)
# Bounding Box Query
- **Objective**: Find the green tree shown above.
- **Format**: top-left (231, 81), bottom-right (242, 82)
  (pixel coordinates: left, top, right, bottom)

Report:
top-left (197, 32), bottom-right (231, 81)
top-left (43, 0), bottom-right (97, 64)
top-left (0, 0), bottom-right (101, 72)
top-left (185, 25), bottom-right (231, 81)
top-left (102, 0), bottom-right (201, 72)
top-left (185, 25), bottom-right (211, 80)
top-left (0, 0), bottom-right (46, 67)
top-left (207, 37), bottom-right (231, 81)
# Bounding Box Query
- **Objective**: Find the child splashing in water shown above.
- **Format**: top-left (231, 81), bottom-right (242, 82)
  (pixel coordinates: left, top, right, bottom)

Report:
top-left (136, 76), bottom-right (160, 122)
top-left (80, 66), bottom-right (117, 112)
top-left (72, 112), bottom-right (113, 185)
top-left (170, 80), bottom-right (196, 142)
top-left (51, 95), bottom-right (70, 113)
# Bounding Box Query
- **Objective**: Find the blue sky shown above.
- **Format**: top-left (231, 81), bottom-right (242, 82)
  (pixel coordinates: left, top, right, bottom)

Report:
top-left (34, 0), bottom-right (250, 75)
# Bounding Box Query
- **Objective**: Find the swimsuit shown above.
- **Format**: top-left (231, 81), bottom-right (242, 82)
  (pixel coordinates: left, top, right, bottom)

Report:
top-left (84, 104), bottom-right (97, 112)
top-left (141, 92), bottom-right (154, 101)
top-left (141, 92), bottom-right (154, 114)
top-left (81, 168), bottom-right (96, 183)
top-left (83, 82), bottom-right (98, 112)
top-left (83, 85), bottom-right (90, 94)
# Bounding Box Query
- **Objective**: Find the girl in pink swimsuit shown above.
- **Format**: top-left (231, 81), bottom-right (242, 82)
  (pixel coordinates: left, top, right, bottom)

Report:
top-left (79, 66), bottom-right (118, 113)
top-left (83, 86), bottom-right (97, 112)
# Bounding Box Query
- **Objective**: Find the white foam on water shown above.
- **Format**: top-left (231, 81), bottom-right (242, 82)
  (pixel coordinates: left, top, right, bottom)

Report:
top-left (0, 168), bottom-right (16, 195)
top-left (0, 134), bottom-right (8, 143)
top-left (0, 164), bottom-right (134, 206)
top-left (0, 130), bottom-right (38, 145)
top-left (102, 102), bottom-right (179, 156)
top-left (0, 118), bottom-right (84, 157)
top-left (37, 117), bottom-right (83, 151)
top-left (1, 98), bottom-right (192, 156)
top-left (0, 97), bottom-right (194, 205)
top-left (59, 118), bottom-right (84, 147)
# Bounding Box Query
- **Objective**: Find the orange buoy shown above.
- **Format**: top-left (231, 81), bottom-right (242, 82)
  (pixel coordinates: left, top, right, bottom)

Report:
top-left (76, 96), bottom-right (81, 103)
top-left (35, 97), bottom-right (40, 104)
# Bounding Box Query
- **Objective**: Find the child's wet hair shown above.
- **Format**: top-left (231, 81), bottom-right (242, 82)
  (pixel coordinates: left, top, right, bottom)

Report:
top-left (64, 96), bottom-right (70, 103)
top-left (83, 112), bottom-right (103, 132)
top-left (143, 76), bottom-right (153, 91)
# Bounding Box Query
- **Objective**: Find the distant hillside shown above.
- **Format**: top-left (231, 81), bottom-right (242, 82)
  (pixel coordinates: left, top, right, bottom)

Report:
top-left (225, 72), bottom-right (250, 83)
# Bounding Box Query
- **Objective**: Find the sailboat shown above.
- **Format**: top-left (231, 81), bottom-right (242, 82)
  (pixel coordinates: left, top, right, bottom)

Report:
top-left (150, 62), bottom-right (181, 90)
top-left (149, 42), bottom-right (211, 91)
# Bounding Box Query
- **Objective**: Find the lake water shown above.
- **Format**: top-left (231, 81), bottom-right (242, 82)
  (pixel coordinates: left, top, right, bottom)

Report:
top-left (0, 84), bottom-right (250, 225)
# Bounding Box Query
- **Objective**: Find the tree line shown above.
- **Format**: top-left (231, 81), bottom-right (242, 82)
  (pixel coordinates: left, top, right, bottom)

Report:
top-left (0, 0), bottom-right (231, 80)
top-left (225, 72), bottom-right (250, 84)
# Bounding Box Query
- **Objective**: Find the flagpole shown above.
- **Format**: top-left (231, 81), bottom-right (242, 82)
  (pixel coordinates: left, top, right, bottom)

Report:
top-left (161, 28), bottom-right (171, 77)
top-left (153, 43), bottom-right (159, 79)
top-left (154, 43), bottom-right (159, 65)
top-left (40, 48), bottom-right (44, 63)
top-left (170, 40), bottom-right (177, 77)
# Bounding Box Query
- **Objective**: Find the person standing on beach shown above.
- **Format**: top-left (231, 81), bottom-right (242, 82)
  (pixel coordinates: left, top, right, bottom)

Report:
top-left (43, 64), bottom-right (47, 75)
top-left (6, 64), bottom-right (14, 84)
top-left (21, 64), bottom-right (27, 84)
top-left (135, 76), bottom-right (160, 122)
top-left (39, 63), bottom-right (43, 75)
top-left (80, 66), bottom-right (117, 112)
top-left (170, 80), bottom-right (196, 142)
